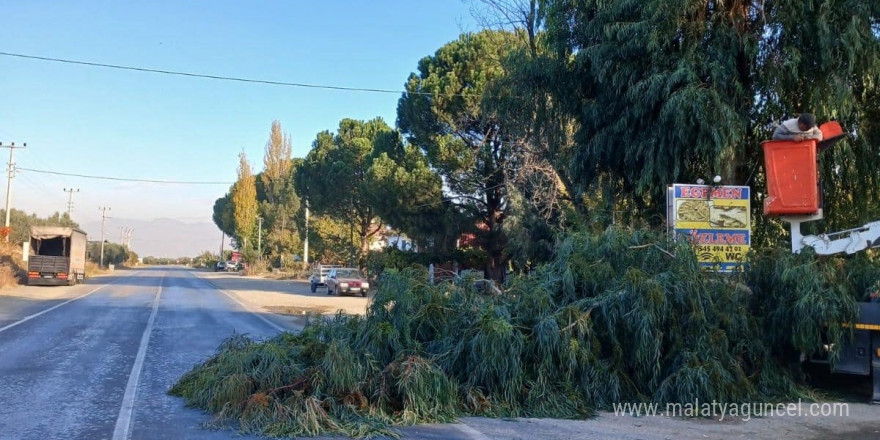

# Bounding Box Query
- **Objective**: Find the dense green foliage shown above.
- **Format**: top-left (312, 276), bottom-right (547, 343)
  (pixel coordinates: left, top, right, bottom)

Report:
top-left (534, 0), bottom-right (880, 239)
top-left (87, 241), bottom-right (137, 267)
top-left (364, 247), bottom-right (488, 279)
top-left (231, 152), bottom-right (259, 251)
top-left (749, 249), bottom-right (880, 361)
top-left (171, 226), bottom-right (873, 437)
top-left (365, 145), bottom-right (456, 255)
top-left (258, 121), bottom-right (302, 263)
top-left (143, 255), bottom-right (211, 266)
top-left (1, 209), bottom-right (78, 244)
top-left (396, 30), bottom-right (525, 280)
top-left (214, 122), bottom-right (302, 264)
top-left (210, 1), bottom-right (880, 274)
top-left (212, 194), bottom-right (234, 239)
top-left (294, 118), bottom-right (398, 260)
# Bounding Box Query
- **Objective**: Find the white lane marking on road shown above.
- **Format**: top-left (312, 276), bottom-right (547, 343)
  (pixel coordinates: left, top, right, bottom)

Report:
top-left (191, 272), bottom-right (286, 333)
top-left (454, 423), bottom-right (492, 440)
top-left (112, 273), bottom-right (165, 440)
top-left (0, 274), bottom-right (133, 334)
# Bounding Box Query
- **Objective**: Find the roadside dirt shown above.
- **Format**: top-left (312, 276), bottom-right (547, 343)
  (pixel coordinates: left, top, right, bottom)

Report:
top-left (193, 270), bottom-right (369, 317)
top-left (263, 304), bottom-right (335, 315)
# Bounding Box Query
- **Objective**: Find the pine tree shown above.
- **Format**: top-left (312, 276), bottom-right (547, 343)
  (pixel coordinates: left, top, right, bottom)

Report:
top-left (397, 30), bottom-right (525, 280)
top-left (295, 118), bottom-right (395, 261)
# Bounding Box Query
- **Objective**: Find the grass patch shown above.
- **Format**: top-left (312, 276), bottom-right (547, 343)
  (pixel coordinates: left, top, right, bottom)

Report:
top-left (85, 261), bottom-right (111, 277)
top-left (244, 260), bottom-right (270, 276)
top-left (170, 227), bottom-right (872, 437)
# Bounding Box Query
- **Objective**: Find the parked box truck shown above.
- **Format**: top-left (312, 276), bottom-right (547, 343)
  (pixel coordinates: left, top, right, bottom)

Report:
top-left (26, 226), bottom-right (88, 286)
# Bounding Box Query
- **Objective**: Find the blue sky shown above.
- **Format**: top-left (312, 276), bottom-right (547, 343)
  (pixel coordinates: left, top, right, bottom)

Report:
top-left (0, 1), bottom-right (479, 231)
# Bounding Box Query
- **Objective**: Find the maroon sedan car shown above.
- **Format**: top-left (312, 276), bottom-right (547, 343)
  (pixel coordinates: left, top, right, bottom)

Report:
top-left (325, 268), bottom-right (370, 297)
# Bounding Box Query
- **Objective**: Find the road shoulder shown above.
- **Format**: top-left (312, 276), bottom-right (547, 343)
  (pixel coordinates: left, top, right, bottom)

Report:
top-left (190, 269), bottom-right (368, 328)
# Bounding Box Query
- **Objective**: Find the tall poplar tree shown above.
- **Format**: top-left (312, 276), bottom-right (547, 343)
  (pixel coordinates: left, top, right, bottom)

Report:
top-left (259, 121), bottom-right (300, 258)
top-left (261, 120), bottom-right (293, 206)
top-left (231, 151), bottom-right (258, 250)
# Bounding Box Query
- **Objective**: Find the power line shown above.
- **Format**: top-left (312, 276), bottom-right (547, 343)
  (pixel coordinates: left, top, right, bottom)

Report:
top-left (17, 157), bottom-right (106, 210)
top-left (17, 172), bottom-right (66, 204)
top-left (0, 51), bottom-right (485, 98)
top-left (17, 167), bottom-right (232, 185)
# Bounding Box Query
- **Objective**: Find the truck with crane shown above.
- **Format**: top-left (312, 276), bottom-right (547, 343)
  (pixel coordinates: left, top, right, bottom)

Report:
top-left (761, 121), bottom-right (880, 403)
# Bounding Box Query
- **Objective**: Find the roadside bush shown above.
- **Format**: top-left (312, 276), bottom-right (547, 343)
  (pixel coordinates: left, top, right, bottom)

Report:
top-left (84, 261), bottom-right (109, 277)
top-left (0, 265), bottom-right (20, 288)
top-left (244, 260), bottom-right (269, 276)
top-left (748, 248), bottom-right (869, 364)
top-left (171, 226), bottom-right (867, 438)
top-left (365, 247), bottom-right (488, 279)
top-left (448, 247), bottom-right (487, 270)
top-left (0, 241), bottom-right (25, 286)
top-left (365, 248), bottom-right (428, 278)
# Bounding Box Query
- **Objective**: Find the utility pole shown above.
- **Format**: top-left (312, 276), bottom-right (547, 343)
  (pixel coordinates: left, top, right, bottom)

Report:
top-left (303, 200), bottom-right (309, 265)
top-left (1, 141), bottom-right (25, 242)
top-left (63, 188), bottom-right (80, 217)
top-left (118, 226), bottom-right (133, 249)
top-left (99, 206), bottom-right (111, 268)
top-left (219, 231), bottom-right (225, 262)
top-left (256, 215), bottom-right (263, 260)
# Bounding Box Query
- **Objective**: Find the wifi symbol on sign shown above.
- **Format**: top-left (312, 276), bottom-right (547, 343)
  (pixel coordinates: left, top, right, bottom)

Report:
top-left (699, 252), bottom-right (715, 261)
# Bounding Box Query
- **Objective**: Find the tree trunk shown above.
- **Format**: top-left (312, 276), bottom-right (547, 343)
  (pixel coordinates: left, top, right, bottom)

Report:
top-left (361, 234), bottom-right (370, 257)
top-left (358, 215), bottom-right (382, 262)
top-left (482, 177), bottom-right (508, 282)
top-left (485, 247), bottom-right (506, 282)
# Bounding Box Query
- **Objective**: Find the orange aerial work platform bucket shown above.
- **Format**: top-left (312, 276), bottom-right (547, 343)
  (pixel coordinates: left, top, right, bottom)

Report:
top-left (762, 139), bottom-right (819, 215)
top-left (761, 121), bottom-right (844, 216)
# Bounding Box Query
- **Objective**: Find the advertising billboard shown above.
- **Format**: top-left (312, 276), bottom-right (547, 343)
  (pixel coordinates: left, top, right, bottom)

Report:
top-left (669, 184), bottom-right (751, 272)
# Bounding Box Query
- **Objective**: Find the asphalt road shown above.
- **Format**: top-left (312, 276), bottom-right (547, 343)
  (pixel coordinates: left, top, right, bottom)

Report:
top-left (0, 267), bottom-right (876, 440)
top-left (0, 268), bottom-right (296, 440)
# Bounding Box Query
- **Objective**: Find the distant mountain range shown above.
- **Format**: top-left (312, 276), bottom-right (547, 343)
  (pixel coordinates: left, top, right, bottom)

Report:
top-left (79, 218), bottom-right (223, 258)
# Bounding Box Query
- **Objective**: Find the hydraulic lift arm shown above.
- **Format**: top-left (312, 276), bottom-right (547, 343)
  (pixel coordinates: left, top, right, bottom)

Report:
top-left (784, 213), bottom-right (880, 403)
top-left (766, 122), bottom-right (880, 403)
top-left (784, 212), bottom-right (880, 255)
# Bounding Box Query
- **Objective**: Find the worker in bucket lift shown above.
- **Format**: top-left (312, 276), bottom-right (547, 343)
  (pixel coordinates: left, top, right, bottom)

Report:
top-left (772, 113), bottom-right (824, 142)
top-left (773, 113), bottom-right (827, 207)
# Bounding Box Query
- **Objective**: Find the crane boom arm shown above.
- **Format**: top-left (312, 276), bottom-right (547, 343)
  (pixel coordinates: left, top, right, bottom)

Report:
top-left (785, 213), bottom-right (880, 255)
